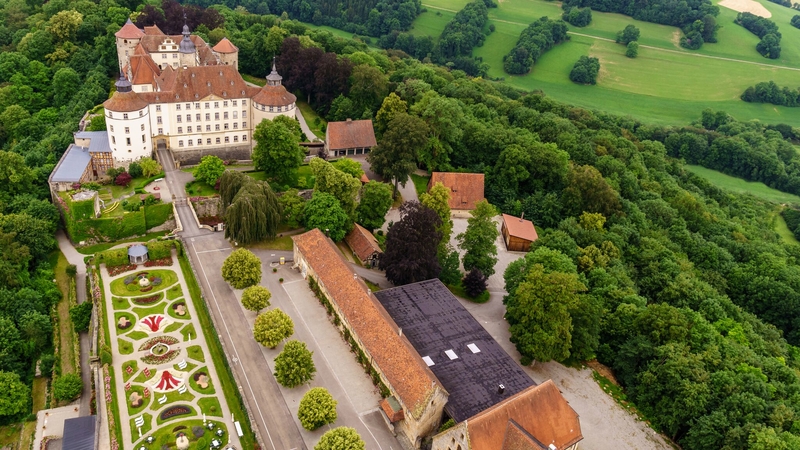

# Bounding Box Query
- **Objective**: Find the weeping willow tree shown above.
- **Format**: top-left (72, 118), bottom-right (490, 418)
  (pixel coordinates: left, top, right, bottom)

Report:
top-left (224, 181), bottom-right (282, 245)
top-left (219, 170), bottom-right (251, 211)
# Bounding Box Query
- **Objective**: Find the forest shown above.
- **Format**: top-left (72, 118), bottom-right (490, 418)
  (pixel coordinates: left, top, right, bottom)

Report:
top-left (742, 81), bottom-right (800, 107)
top-left (736, 12), bottom-right (782, 58)
top-left (4, 0), bottom-right (800, 447)
top-left (502, 17), bottom-right (569, 75)
top-left (561, 0), bottom-right (717, 28)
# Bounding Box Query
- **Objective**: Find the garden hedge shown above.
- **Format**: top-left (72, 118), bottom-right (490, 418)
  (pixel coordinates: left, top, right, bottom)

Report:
top-left (98, 248), bottom-right (129, 267)
top-left (144, 203), bottom-right (173, 229)
top-left (146, 240), bottom-right (172, 259)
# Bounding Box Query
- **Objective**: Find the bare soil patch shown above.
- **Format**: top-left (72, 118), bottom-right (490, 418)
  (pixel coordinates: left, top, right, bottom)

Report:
top-left (587, 359), bottom-right (619, 385)
top-left (719, 0), bottom-right (771, 17)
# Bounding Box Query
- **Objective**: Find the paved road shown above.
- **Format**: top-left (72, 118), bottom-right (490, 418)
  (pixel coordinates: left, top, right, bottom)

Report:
top-left (55, 231), bottom-right (92, 417)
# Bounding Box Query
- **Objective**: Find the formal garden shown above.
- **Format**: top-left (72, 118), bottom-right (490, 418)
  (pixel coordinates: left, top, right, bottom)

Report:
top-left (97, 242), bottom-right (242, 450)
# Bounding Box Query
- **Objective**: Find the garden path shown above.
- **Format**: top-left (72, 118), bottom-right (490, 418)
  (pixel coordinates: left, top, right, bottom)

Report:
top-left (101, 254), bottom-right (241, 449)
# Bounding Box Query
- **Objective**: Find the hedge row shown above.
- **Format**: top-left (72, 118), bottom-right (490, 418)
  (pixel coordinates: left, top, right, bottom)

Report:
top-left (98, 248), bottom-right (129, 267)
top-left (146, 240), bottom-right (172, 260)
top-left (143, 203), bottom-right (173, 229)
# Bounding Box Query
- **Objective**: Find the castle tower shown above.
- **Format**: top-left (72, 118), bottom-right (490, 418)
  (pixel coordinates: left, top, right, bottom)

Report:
top-left (115, 18), bottom-right (144, 72)
top-left (251, 59), bottom-right (297, 127)
top-left (179, 24), bottom-right (197, 67)
top-left (103, 74), bottom-right (153, 164)
top-left (212, 38), bottom-right (239, 70)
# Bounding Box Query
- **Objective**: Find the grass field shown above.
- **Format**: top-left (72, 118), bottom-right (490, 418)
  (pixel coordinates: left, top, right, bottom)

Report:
top-left (407, 0), bottom-right (800, 125)
top-left (685, 165), bottom-right (800, 204)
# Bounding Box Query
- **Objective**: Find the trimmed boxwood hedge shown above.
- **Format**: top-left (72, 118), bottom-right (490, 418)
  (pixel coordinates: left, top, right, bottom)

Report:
top-left (147, 240), bottom-right (172, 260)
top-left (98, 248), bottom-right (129, 267)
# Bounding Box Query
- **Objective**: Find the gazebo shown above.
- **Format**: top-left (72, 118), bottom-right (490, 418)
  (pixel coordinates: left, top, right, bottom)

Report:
top-left (128, 244), bottom-right (149, 264)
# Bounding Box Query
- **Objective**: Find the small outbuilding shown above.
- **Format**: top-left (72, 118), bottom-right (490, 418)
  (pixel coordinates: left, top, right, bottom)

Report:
top-left (128, 244), bottom-right (149, 264)
top-left (345, 223), bottom-right (383, 267)
top-left (324, 119), bottom-right (377, 158)
top-left (501, 213), bottom-right (538, 252)
top-left (428, 172), bottom-right (485, 210)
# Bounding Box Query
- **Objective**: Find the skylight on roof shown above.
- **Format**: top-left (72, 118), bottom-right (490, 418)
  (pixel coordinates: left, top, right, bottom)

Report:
top-left (422, 356), bottom-right (434, 366)
top-left (467, 343), bottom-right (480, 354)
top-left (445, 349), bottom-right (458, 360)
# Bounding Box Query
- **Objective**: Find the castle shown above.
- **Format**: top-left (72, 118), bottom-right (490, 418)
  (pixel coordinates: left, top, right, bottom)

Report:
top-left (51, 19), bottom-right (298, 192)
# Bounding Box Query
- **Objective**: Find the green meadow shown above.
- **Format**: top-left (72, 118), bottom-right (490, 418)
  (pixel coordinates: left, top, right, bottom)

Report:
top-left (405, 0), bottom-right (800, 125)
top-left (685, 165), bottom-right (800, 204)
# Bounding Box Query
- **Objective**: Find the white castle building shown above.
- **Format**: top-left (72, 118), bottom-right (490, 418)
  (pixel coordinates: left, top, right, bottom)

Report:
top-left (104, 19), bottom-right (297, 165)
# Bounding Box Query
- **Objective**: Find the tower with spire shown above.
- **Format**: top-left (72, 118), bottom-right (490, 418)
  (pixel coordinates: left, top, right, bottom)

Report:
top-left (179, 23), bottom-right (197, 67)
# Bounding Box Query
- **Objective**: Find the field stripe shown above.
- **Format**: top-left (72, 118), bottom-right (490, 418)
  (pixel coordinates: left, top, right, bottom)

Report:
top-left (421, 3), bottom-right (800, 73)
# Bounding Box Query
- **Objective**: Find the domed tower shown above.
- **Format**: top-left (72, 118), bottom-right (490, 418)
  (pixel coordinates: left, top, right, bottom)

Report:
top-left (103, 74), bottom-right (153, 164)
top-left (115, 18), bottom-right (144, 72)
top-left (212, 38), bottom-right (239, 69)
top-left (251, 59), bottom-right (297, 127)
top-left (179, 24), bottom-right (197, 67)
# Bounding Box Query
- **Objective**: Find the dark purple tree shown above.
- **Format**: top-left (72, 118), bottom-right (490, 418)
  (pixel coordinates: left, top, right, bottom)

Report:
top-left (379, 201), bottom-right (442, 285)
top-left (462, 268), bottom-right (487, 297)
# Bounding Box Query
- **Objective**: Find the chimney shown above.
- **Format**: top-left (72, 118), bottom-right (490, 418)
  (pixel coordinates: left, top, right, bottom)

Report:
top-left (520, 212), bottom-right (525, 220)
top-left (398, 327), bottom-right (403, 337)
top-left (346, 118), bottom-right (352, 122)
top-left (498, 384), bottom-right (505, 394)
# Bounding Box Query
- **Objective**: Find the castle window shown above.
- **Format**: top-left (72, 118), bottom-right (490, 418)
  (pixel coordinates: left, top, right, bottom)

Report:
top-left (187, 126), bottom-right (192, 133)
top-left (173, 53), bottom-right (177, 59)
top-left (214, 102), bottom-right (219, 108)
top-left (207, 138), bottom-right (211, 145)
top-left (142, 135), bottom-right (146, 143)
top-left (157, 116), bottom-right (162, 124)
top-left (197, 139), bottom-right (202, 146)
top-left (214, 112), bottom-right (220, 120)
top-left (141, 124), bottom-right (145, 131)
top-left (205, 113), bottom-right (210, 121)
top-left (234, 136), bottom-right (238, 142)
top-left (123, 113), bottom-right (128, 119)
top-left (269, 106), bottom-right (274, 112)
top-left (206, 125), bottom-right (211, 132)
top-left (232, 100), bottom-right (238, 106)
top-left (107, 111), bottom-right (112, 118)
top-left (139, 110), bottom-right (143, 117)
top-left (177, 127), bottom-right (183, 133)
top-left (186, 114), bottom-right (191, 122)
top-left (224, 112), bottom-right (228, 120)
top-left (242, 110), bottom-right (247, 118)
top-left (156, 105), bottom-right (161, 112)
top-left (243, 134), bottom-right (247, 141)
top-left (110, 125), bottom-right (114, 132)
top-left (233, 122), bottom-right (238, 129)
top-left (215, 124), bottom-right (220, 131)
top-left (126, 137), bottom-right (131, 145)
top-left (224, 101), bottom-right (228, 107)
top-left (178, 140), bottom-right (183, 147)
top-left (111, 136), bottom-right (115, 144)
top-left (125, 127), bottom-right (130, 134)
top-left (224, 136), bottom-right (229, 143)
top-left (176, 104), bottom-right (181, 111)
top-left (242, 122), bottom-right (247, 128)
top-left (186, 103), bottom-right (191, 110)
top-left (215, 137), bottom-right (220, 144)
top-left (188, 139), bottom-right (193, 146)
top-left (233, 111), bottom-right (238, 119)
top-left (242, 100), bottom-right (247, 106)
top-left (196, 114), bottom-right (201, 121)
top-left (162, 54), bottom-right (167, 59)
top-left (177, 116), bottom-right (182, 123)
top-left (224, 123), bottom-right (229, 130)
top-left (124, 39), bottom-right (128, 44)
top-left (195, 102), bottom-right (200, 109)
top-left (158, 128), bottom-right (163, 134)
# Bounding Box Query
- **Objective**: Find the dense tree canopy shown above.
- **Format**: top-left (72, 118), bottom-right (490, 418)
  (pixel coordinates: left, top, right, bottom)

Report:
top-left (503, 17), bottom-right (569, 75)
top-left (253, 308), bottom-right (294, 348)
top-left (563, 0), bottom-right (717, 28)
top-left (221, 248), bottom-right (263, 289)
top-left (298, 387), bottom-right (338, 431)
top-left (252, 116), bottom-right (305, 184)
top-left (274, 340), bottom-right (316, 388)
top-left (569, 56), bottom-right (600, 85)
top-left (380, 201), bottom-right (442, 285)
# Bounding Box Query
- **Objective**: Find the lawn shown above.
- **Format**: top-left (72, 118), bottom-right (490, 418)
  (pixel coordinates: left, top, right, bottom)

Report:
top-left (197, 397), bottom-right (223, 417)
top-left (774, 212), bottom-right (800, 245)
top-left (51, 251), bottom-right (76, 375)
top-left (684, 165), bottom-right (800, 204)
top-left (110, 269), bottom-right (179, 296)
top-left (446, 281), bottom-right (490, 303)
top-left (297, 100), bottom-right (326, 140)
top-left (167, 285), bottom-right (183, 300)
top-left (245, 164), bottom-right (316, 190)
top-left (247, 235), bottom-right (295, 251)
top-left (185, 180), bottom-right (218, 197)
top-left (187, 345), bottom-right (205, 363)
top-left (410, 173), bottom-right (431, 197)
top-left (411, 0), bottom-right (800, 125)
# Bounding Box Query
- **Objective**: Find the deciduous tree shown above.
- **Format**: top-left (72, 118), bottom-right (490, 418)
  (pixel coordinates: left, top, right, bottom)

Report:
top-left (304, 192), bottom-right (351, 242)
top-left (315, 427), bottom-right (365, 450)
top-left (298, 387), bottom-right (338, 431)
top-left (462, 268), bottom-right (487, 297)
top-left (252, 118), bottom-right (304, 184)
top-left (420, 181), bottom-right (453, 247)
top-left (616, 24), bottom-right (640, 44)
top-left (253, 308), bottom-right (294, 348)
top-left (355, 181), bottom-right (393, 230)
top-left (0, 371), bottom-right (28, 418)
top-left (311, 158), bottom-right (361, 216)
top-left (278, 189), bottom-right (306, 228)
top-left (457, 200), bottom-right (499, 277)
top-left (241, 285), bottom-right (271, 313)
top-left (380, 201), bottom-right (442, 285)
top-left (139, 157), bottom-right (162, 177)
top-left (367, 113), bottom-right (428, 197)
top-left (374, 92), bottom-right (407, 136)
top-left (274, 340), bottom-right (316, 388)
top-left (193, 155), bottom-right (225, 186)
top-left (221, 248), bottom-right (262, 289)
top-left (53, 373), bottom-right (82, 401)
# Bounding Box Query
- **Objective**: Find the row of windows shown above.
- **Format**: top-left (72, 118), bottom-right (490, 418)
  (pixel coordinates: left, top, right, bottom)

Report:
top-left (174, 111), bottom-right (245, 123)
top-left (178, 135), bottom-right (247, 147)
top-left (160, 53), bottom-right (179, 59)
top-left (175, 122), bottom-right (245, 133)
top-left (256, 103), bottom-right (294, 113)
top-left (112, 124), bottom-right (147, 133)
top-left (111, 135), bottom-right (147, 145)
top-left (157, 100), bottom-right (245, 112)
top-left (108, 111), bottom-right (145, 119)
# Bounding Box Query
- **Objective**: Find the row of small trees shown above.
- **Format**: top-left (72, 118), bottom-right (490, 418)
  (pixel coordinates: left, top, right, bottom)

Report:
top-left (220, 249), bottom-right (365, 448)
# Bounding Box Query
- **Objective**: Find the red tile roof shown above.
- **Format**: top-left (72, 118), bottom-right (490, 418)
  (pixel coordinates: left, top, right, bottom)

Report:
top-left (212, 38), bottom-right (238, 54)
top-left (292, 229), bottom-right (439, 419)
top-left (252, 85), bottom-right (296, 107)
top-left (143, 24), bottom-right (165, 35)
top-left (138, 65), bottom-right (260, 103)
top-left (502, 214), bottom-right (538, 242)
top-left (103, 91), bottom-right (149, 112)
top-left (115, 19), bottom-right (144, 39)
top-left (467, 380), bottom-right (582, 450)
top-left (129, 54), bottom-right (161, 87)
top-left (345, 223), bottom-right (382, 262)
top-left (326, 120), bottom-right (377, 150)
top-left (429, 173), bottom-right (485, 210)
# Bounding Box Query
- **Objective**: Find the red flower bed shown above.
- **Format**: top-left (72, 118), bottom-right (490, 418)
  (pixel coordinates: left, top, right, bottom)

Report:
top-left (132, 294), bottom-right (162, 305)
top-left (108, 264), bottom-right (137, 276)
top-left (140, 286), bottom-right (153, 292)
top-left (144, 258), bottom-right (172, 267)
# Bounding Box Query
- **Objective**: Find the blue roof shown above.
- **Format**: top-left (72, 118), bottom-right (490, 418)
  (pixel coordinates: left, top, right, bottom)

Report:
top-left (51, 144), bottom-right (92, 183)
top-left (128, 244), bottom-right (148, 257)
top-left (75, 131), bottom-right (112, 153)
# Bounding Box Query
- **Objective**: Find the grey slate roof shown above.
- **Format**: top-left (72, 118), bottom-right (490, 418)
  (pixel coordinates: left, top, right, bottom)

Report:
top-left (75, 131), bottom-right (112, 153)
top-left (374, 279), bottom-right (535, 423)
top-left (51, 144), bottom-right (92, 183)
top-left (128, 244), bottom-right (148, 257)
top-left (62, 416), bottom-right (96, 450)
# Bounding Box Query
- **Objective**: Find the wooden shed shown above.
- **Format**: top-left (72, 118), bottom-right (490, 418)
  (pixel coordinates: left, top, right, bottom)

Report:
top-left (501, 214), bottom-right (538, 252)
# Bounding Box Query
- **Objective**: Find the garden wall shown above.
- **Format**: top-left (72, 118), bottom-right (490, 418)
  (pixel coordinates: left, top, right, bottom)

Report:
top-left (191, 197), bottom-right (222, 218)
top-left (60, 195), bottom-right (175, 243)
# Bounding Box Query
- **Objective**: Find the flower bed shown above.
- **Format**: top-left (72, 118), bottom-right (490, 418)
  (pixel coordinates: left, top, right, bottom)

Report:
top-left (141, 348), bottom-right (179, 365)
top-left (132, 293), bottom-right (163, 305)
top-left (138, 335), bottom-right (179, 351)
top-left (144, 257), bottom-right (172, 267)
top-left (160, 405), bottom-right (192, 421)
top-left (108, 264), bottom-right (137, 277)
